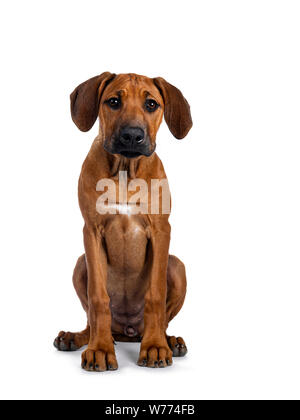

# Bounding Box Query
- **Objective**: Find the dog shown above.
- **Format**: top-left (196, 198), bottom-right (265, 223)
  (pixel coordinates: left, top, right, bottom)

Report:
top-left (54, 73), bottom-right (192, 371)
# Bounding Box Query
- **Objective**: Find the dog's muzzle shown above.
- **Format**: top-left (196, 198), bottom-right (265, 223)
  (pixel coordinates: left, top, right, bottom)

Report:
top-left (104, 126), bottom-right (155, 158)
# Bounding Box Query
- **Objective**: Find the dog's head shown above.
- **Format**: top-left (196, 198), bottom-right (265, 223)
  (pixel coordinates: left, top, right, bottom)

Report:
top-left (70, 73), bottom-right (192, 158)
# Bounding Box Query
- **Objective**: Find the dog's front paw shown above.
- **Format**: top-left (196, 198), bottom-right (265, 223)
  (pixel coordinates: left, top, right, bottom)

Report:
top-left (138, 338), bottom-right (173, 368)
top-left (81, 348), bottom-right (118, 372)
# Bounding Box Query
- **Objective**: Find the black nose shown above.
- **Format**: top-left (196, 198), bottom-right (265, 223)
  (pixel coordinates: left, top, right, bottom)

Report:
top-left (119, 126), bottom-right (145, 146)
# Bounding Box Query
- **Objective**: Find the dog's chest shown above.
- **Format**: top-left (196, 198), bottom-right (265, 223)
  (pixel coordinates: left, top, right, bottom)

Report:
top-left (103, 214), bottom-right (149, 332)
top-left (104, 214), bottom-right (149, 275)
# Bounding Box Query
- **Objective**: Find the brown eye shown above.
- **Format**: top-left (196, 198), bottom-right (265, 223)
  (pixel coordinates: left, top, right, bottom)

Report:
top-left (145, 98), bottom-right (159, 112)
top-left (107, 97), bottom-right (121, 109)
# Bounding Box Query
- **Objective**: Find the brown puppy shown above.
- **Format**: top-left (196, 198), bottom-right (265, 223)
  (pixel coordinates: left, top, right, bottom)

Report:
top-left (54, 73), bottom-right (192, 371)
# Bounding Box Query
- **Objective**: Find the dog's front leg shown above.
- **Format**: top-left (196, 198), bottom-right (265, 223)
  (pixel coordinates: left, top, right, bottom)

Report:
top-left (81, 224), bottom-right (118, 372)
top-left (138, 222), bottom-right (173, 368)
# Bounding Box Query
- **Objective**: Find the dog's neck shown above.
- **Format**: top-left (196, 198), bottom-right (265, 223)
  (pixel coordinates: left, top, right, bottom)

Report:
top-left (94, 134), bottom-right (151, 179)
top-left (107, 152), bottom-right (141, 179)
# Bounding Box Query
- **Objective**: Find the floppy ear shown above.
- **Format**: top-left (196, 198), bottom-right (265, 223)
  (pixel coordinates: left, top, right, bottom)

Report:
top-left (153, 77), bottom-right (192, 139)
top-left (70, 72), bottom-right (115, 132)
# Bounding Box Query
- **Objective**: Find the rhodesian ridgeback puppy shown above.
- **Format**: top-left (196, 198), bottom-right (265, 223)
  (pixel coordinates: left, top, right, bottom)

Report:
top-left (54, 73), bottom-right (192, 371)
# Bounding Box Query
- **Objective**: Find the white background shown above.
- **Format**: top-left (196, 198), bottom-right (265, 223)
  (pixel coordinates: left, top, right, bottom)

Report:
top-left (0, 0), bottom-right (299, 400)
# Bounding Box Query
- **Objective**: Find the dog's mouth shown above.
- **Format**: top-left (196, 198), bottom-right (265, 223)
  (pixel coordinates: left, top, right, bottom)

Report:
top-left (119, 151), bottom-right (142, 158)
top-left (104, 137), bottom-right (156, 159)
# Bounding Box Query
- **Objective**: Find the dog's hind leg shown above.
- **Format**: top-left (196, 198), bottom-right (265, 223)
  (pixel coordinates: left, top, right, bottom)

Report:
top-left (54, 255), bottom-right (90, 351)
top-left (165, 255), bottom-right (188, 357)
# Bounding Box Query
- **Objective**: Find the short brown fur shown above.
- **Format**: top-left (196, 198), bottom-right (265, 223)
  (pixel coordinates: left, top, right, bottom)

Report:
top-left (54, 73), bottom-right (192, 370)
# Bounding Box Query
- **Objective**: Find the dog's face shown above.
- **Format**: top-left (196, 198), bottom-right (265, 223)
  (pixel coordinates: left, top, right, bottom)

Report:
top-left (70, 72), bottom-right (192, 158)
top-left (100, 74), bottom-right (164, 158)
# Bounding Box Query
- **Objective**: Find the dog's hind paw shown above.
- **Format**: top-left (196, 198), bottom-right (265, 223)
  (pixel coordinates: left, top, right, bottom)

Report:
top-left (167, 336), bottom-right (188, 357)
top-left (54, 329), bottom-right (89, 352)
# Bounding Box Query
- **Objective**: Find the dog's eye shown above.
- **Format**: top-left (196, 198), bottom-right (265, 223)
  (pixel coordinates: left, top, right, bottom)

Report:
top-left (107, 97), bottom-right (121, 109)
top-left (145, 99), bottom-right (159, 112)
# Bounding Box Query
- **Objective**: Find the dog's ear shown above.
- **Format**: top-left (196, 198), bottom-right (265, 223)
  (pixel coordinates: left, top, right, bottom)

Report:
top-left (70, 72), bottom-right (115, 132)
top-left (153, 77), bottom-right (192, 139)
